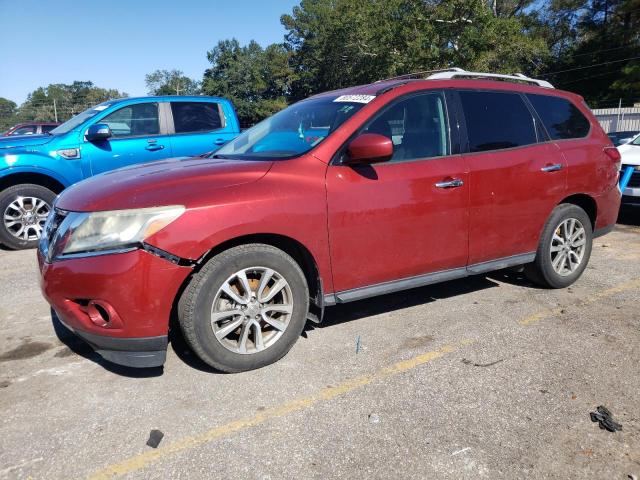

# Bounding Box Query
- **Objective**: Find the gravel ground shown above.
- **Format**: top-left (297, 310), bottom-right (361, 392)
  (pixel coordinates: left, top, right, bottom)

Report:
top-left (0, 209), bottom-right (639, 480)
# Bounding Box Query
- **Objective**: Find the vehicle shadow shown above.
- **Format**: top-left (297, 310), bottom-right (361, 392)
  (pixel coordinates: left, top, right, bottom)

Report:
top-left (317, 274), bottom-right (505, 329)
top-left (617, 207), bottom-right (640, 227)
top-left (50, 309), bottom-right (163, 378)
top-left (168, 326), bottom-right (222, 374)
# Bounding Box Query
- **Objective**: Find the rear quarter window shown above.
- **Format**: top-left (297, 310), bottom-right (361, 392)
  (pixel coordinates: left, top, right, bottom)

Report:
top-left (458, 91), bottom-right (537, 153)
top-left (526, 94), bottom-right (590, 140)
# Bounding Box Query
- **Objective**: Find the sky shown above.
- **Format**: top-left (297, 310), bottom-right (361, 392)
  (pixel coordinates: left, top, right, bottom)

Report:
top-left (0, 0), bottom-right (300, 104)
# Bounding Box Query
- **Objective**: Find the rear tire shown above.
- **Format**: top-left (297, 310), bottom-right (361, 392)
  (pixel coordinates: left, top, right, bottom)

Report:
top-left (0, 184), bottom-right (56, 250)
top-left (525, 204), bottom-right (593, 288)
top-left (178, 244), bottom-right (309, 372)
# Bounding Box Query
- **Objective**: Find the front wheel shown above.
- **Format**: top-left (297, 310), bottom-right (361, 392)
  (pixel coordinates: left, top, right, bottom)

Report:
top-left (0, 184), bottom-right (56, 250)
top-left (525, 204), bottom-right (593, 288)
top-left (178, 244), bottom-right (309, 372)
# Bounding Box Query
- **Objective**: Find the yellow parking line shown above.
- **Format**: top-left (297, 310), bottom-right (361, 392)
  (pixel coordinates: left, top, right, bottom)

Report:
top-left (519, 277), bottom-right (640, 326)
top-left (88, 277), bottom-right (640, 478)
top-left (88, 340), bottom-right (470, 480)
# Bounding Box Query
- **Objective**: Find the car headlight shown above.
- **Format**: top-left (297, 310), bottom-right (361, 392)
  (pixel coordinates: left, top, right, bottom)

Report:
top-left (61, 205), bottom-right (185, 255)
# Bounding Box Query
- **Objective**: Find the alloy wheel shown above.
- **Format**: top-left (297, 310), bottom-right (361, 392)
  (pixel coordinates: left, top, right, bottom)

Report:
top-left (550, 218), bottom-right (586, 276)
top-left (211, 267), bottom-right (293, 354)
top-left (3, 196), bottom-right (51, 241)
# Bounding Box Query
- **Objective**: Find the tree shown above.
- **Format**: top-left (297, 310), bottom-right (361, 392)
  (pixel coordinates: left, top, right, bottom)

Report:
top-left (532, 0), bottom-right (640, 106)
top-left (202, 39), bottom-right (293, 126)
top-left (145, 69), bottom-right (200, 96)
top-left (281, 0), bottom-right (548, 101)
top-left (0, 98), bottom-right (18, 131)
top-left (16, 82), bottom-right (127, 123)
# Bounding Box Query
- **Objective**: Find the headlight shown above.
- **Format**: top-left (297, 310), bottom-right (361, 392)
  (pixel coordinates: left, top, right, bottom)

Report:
top-left (61, 205), bottom-right (185, 255)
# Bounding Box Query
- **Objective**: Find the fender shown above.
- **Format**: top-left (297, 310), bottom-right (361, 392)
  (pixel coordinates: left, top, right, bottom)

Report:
top-left (0, 161), bottom-right (79, 191)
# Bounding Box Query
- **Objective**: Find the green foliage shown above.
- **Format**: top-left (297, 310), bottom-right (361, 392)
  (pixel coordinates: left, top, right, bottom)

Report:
top-left (0, 98), bottom-right (18, 131)
top-left (281, 0), bottom-right (549, 100)
top-left (145, 69), bottom-right (200, 95)
top-left (534, 0), bottom-right (640, 106)
top-left (201, 39), bottom-right (292, 126)
top-left (15, 81), bottom-right (127, 124)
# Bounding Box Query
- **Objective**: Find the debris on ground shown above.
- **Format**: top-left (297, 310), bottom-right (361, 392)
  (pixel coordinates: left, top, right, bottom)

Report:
top-left (590, 406), bottom-right (622, 432)
top-left (355, 335), bottom-right (361, 354)
top-left (461, 358), bottom-right (504, 367)
top-left (368, 413), bottom-right (380, 424)
top-left (146, 429), bottom-right (164, 448)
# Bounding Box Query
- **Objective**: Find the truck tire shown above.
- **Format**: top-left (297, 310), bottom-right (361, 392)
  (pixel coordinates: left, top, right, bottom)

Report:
top-left (0, 184), bottom-right (56, 250)
top-left (178, 244), bottom-right (309, 372)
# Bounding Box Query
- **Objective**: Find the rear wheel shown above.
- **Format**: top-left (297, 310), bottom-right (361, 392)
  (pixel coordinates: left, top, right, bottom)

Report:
top-left (525, 204), bottom-right (593, 288)
top-left (178, 244), bottom-right (309, 372)
top-left (0, 184), bottom-right (56, 250)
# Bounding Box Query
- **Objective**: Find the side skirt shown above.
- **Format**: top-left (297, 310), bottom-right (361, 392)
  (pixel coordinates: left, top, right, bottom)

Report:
top-left (323, 252), bottom-right (535, 305)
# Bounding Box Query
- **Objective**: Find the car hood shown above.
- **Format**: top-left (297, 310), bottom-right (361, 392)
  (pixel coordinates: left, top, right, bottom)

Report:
top-left (56, 156), bottom-right (274, 212)
top-left (0, 134), bottom-right (54, 150)
top-left (618, 144), bottom-right (640, 166)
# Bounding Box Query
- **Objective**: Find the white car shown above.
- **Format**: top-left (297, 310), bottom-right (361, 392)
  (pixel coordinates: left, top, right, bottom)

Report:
top-left (617, 136), bottom-right (640, 205)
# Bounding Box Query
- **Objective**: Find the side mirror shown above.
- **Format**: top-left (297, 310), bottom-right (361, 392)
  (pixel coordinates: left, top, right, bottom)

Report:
top-left (346, 133), bottom-right (393, 164)
top-left (86, 124), bottom-right (112, 142)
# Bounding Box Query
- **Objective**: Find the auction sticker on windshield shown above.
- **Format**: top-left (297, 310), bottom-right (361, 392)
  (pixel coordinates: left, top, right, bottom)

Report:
top-left (333, 94), bottom-right (375, 103)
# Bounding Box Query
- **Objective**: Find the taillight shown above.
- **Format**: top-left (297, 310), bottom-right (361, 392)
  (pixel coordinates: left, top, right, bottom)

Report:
top-left (603, 146), bottom-right (621, 161)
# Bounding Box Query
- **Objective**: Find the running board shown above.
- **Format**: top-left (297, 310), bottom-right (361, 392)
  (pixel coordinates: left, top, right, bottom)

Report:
top-left (323, 252), bottom-right (535, 305)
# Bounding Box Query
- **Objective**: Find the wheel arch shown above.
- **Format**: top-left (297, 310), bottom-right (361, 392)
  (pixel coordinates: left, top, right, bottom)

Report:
top-left (173, 233), bottom-right (326, 325)
top-left (0, 171), bottom-right (67, 194)
top-left (558, 193), bottom-right (597, 230)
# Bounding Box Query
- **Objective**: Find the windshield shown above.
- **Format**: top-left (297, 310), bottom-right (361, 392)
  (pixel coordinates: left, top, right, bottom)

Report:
top-left (50, 102), bottom-right (113, 135)
top-left (213, 96), bottom-right (369, 159)
top-left (630, 133), bottom-right (640, 145)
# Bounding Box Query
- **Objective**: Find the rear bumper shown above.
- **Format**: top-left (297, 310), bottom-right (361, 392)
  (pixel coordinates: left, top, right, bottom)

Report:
top-left (39, 248), bottom-right (192, 368)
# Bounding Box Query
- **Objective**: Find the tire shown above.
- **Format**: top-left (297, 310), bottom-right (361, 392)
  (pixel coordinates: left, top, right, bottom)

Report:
top-left (524, 203), bottom-right (593, 289)
top-left (178, 244), bottom-right (309, 372)
top-left (0, 184), bottom-right (56, 250)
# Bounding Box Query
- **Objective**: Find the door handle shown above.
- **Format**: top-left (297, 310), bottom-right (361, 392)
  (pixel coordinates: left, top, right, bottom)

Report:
top-left (541, 163), bottom-right (562, 172)
top-left (435, 178), bottom-right (464, 188)
top-left (145, 144), bottom-right (165, 151)
top-left (214, 138), bottom-right (226, 145)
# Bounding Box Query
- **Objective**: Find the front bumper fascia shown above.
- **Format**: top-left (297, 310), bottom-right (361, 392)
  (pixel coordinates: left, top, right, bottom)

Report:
top-left (39, 248), bottom-right (193, 368)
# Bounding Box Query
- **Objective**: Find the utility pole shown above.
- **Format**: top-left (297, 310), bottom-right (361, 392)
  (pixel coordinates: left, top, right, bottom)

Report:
top-left (53, 99), bottom-right (58, 123)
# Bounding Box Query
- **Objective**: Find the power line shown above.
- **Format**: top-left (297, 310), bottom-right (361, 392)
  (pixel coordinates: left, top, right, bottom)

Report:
top-left (541, 55), bottom-right (640, 76)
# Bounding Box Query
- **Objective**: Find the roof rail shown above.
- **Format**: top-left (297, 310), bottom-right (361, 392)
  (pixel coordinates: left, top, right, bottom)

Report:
top-left (427, 69), bottom-right (554, 88)
top-left (375, 68), bottom-right (466, 83)
top-left (376, 68), bottom-right (553, 88)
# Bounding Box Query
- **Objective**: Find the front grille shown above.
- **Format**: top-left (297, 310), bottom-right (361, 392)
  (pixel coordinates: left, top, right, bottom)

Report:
top-left (621, 165), bottom-right (640, 188)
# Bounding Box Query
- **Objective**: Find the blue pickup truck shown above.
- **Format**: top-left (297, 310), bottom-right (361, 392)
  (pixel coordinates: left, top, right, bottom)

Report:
top-left (0, 96), bottom-right (240, 249)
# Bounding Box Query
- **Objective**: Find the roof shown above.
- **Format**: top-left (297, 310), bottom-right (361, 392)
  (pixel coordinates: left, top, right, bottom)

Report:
top-left (108, 95), bottom-right (230, 105)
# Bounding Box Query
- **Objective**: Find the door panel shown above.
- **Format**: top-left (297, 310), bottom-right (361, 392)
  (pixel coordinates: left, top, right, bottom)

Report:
top-left (456, 90), bottom-right (568, 264)
top-left (465, 142), bottom-right (566, 264)
top-left (85, 102), bottom-right (171, 175)
top-left (326, 91), bottom-right (469, 293)
top-left (327, 159), bottom-right (469, 292)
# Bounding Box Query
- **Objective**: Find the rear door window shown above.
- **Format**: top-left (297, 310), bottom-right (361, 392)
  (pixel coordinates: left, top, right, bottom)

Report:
top-left (100, 103), bottom-right (160, 137)
top-left (526, 94), bottom-right (590, 140)
top-left (170, 102), bottom-right (222, 133)
top-left (459, 91), bottom-right (537, 153)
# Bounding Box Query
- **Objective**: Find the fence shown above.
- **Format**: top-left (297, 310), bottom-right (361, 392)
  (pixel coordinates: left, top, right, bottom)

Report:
top-left (592, 106), bottom-right (640, 133)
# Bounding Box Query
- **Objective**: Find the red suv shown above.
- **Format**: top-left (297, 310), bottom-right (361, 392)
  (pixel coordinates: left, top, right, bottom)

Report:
top-left (38, 70), bottom-right (621, 372)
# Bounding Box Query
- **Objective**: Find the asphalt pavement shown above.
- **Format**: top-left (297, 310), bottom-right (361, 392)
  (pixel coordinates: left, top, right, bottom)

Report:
top-left (1, 209), bottom-right (639, 479)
